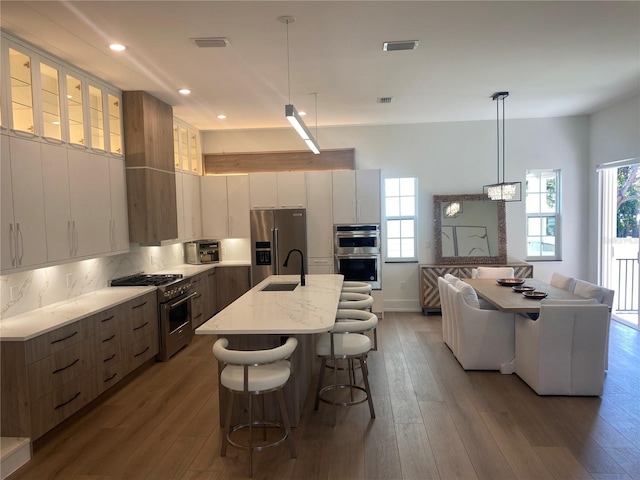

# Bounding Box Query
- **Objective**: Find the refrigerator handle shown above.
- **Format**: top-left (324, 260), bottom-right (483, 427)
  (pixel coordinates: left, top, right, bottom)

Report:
top-left (272, 227), bottom-right (279, 275)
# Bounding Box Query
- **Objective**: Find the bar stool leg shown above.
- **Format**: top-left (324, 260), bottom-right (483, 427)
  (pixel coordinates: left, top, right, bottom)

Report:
top-left (277, 389), bottom-right (297, 458)
top-left (360, 355), bottom-right (375, 419)
top-left (221, 390), bottom-right (234, 456)
top-left (314, 357), bottom-right (326, 411)
top-left (248, 392), bottom-right (253, 478)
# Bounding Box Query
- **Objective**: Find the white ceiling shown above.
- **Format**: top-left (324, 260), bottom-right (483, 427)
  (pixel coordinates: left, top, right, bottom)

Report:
top-left (1, 1), bottom-right (639, 132)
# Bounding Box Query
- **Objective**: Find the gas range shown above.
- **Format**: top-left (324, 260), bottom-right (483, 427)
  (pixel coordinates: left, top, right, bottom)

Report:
top-left (110, 273), bottom-right (192, 302)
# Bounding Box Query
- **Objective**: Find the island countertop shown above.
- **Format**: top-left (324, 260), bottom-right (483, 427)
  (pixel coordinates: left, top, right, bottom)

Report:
top-left (195, 274), bottom-right (343, 335)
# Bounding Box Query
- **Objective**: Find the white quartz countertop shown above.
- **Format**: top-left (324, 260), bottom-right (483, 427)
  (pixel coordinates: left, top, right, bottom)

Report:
top-left (196, 274), bottom-right (343, 335)
top-left (0, 286), bottom-right (156, 341)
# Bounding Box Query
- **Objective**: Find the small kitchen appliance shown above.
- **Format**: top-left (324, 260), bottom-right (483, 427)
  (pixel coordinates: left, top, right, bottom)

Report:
top-left (185, 240), bottom-right (220, 265)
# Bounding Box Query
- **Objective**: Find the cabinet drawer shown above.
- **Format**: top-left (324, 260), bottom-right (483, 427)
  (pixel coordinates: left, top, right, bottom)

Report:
top-left (121, 332), bottom-right (158, 375)
top-left (88, 306), bottom-right (120, 333)
top-left (30, 367), bottom-right (98, 440)
top-left (97, 361), bottom-right (123, 395)
top-left (95, 324), bottom-right (121, 353)
top-left (120, 315), bottom-right (157, 344)
top-left (27, 337), bottom-right (96, 400)
top-left (26, 320), bottom-right (89, 364)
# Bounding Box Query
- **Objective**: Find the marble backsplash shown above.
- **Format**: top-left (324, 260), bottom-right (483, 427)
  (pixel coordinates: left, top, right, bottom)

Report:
top-left (0, 238), bottom-right (250, 319)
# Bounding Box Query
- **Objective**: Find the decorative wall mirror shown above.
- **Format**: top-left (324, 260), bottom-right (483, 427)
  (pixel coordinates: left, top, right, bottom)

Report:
top-left (433, 194), bottom-right (507, 264)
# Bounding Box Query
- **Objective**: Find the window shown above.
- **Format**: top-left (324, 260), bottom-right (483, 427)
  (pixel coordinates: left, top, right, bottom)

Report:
top-left (384, 177), bottom-right (417, 261)
top-left (526, 169), bottom-right (561, 260)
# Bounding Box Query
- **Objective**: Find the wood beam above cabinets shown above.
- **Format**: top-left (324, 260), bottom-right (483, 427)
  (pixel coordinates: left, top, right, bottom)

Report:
top-left (203, 148), bottom-right (355, 175)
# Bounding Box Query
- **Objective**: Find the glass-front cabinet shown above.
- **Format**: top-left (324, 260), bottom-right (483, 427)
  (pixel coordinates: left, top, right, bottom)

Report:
top-left (88, 83), bottom-right (105, 151)
top-left (107, 93), bottom-right (122, 155)
top-left (65, 73), bottom-right (85, 145)
top-left (9, 45), bottom-right (35, 135)
top-left (40, 61), bottom-right (62, 140)
top-left (173, 118), bottom-right (202, 174)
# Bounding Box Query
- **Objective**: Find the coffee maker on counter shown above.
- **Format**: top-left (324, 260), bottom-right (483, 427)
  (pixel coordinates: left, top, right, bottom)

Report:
top-left (185, 240), bottom-right (221, 264)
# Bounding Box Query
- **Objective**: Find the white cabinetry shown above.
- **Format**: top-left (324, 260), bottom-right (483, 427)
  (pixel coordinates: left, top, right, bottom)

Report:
top-left (41, 142), bottom-right (72, 262)
top-left (306, 171), bottom-right (334, 274)
top-left (1, 135), bottom-right (47, 271)
top-left (176, 172), bottom-right (202, 241)
top-left (249, 172), bottom-right (307, 209)
top-left (332, 169), bottom-right (381, 225)
top-left (67, 149), bottom-right (111, 257)
top-left (201, 175), bottom-right (250, 239)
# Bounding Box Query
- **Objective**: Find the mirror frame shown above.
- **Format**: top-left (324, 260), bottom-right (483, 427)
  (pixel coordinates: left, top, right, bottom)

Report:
top-left (433, 193), bottom-right (507, 265)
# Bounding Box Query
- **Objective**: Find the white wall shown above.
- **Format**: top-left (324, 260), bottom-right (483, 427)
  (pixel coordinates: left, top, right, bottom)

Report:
top-left (588, 94), bottom-right (640, 281)
top-left (203, 115), bottom-right (591, 311)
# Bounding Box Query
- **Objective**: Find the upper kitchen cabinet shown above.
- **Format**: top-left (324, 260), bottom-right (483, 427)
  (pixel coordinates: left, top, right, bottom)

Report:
top-left (176, 171), bottom-right (202, 242)
top-left (1, 134), bottom-right (47, 272)
top-left (8, 43), bottom-right (35, 136)
top-left (201, 175), bottom-right (250, 239)
top-left (39, 60), bottom-right (63, 141)
top-left (306, 171), bottom-right (334, 273)
top-left (122, 91), bottom-right (178, 244)
top-left (249, 172), bottom-right (307, 209)
top-left (174, 118), bottom-right (202, 175)
top-left (332, 169), bottom-right (381, 225)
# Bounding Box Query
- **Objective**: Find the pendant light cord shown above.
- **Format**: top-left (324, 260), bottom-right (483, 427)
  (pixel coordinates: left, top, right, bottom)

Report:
top-left (496, 96), bottom-right (500, 183)
top-left (502, 96), bottom-right (506, 185)
top-left (286, 20), bottom-right (291, 104)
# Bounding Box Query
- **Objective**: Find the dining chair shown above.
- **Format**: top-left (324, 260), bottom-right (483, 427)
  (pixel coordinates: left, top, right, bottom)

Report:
top-left (549, 272), bottom-right (576, 291)
top-left (472, 266), bottom-right (515, 279)
top-left (515, 299), bottom-right (609, 395)
top-left (213, 337), bottom-right (298, 477)
top-left (447, 281), bottom-right (515, 371)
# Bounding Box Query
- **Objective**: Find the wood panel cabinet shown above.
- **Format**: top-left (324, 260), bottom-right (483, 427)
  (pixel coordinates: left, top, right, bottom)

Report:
top-left (419, 263), bottom-right (534, 313)
top-left (0, 291), bottom-right (158, 440)
top-left (216, 266), bottom-right (251, 311)
top-left (123, 91), bottom-right (177, 244)
top-left (190, 271), bottom-right (209, 329)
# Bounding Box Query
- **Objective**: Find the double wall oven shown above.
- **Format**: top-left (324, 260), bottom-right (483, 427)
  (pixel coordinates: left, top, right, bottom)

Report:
top-left (110, 273), bottom-right (196, 361)
top-left (334, 224), bottom-right (381, 289)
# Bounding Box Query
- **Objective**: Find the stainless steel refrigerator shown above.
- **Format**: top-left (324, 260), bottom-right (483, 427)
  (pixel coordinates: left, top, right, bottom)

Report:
top-left (250, 209), bottom-right (307, 286)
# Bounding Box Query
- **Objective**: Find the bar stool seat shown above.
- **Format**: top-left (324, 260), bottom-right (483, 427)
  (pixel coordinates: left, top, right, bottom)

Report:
top-left (337, 291), bottom-right (377, 350)
top-left (341, 281), bottom-right (373, 294)
top-left (314, 309), bottom-right (377, 425)
top-left (213, 337), bottom-right (298, 477)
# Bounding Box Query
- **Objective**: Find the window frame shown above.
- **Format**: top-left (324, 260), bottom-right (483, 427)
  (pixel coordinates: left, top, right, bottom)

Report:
top-left (525, 169), bottom-right (562, 261)
top-left (383, 176), bottom-right (418, 263)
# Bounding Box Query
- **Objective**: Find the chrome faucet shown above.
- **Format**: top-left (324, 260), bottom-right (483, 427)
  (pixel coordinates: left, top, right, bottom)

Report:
top-left (283, 249), bottom-right (305, 286)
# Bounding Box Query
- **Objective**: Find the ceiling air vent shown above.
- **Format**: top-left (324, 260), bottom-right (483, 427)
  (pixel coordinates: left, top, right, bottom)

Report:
top-left (377, 97), bottom-right (393, 104)
top-left (191, 37), bottom-right (230, 48)
top-left (382, 40), bottom-right (419, 52)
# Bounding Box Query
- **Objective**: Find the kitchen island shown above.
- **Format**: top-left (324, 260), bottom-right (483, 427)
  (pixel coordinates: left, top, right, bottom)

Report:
top-left (195, 274), bottom-right (343, 426)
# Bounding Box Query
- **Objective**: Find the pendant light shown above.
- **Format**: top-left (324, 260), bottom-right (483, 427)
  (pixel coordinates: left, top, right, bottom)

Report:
top-left (483, 91), bottom-right (521, 201)
top-left (279, 15), bottom-right (320, 154)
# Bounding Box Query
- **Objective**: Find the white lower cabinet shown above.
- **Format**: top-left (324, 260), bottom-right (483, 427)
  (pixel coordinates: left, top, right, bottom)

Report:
top-left (1, 135), bottom-right (48, 272)
top-left (308, 257), bottom-right (334, 274)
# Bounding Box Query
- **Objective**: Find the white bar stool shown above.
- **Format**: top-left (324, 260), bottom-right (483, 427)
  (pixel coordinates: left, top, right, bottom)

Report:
top-left (341, 280), bottom-right (373, 294)
top-left (338, 291), bottom-right (377, 350)
top-left (213, 337), bottom-right (298, 477)
top-left (314, 309), bottom-right (377, 425)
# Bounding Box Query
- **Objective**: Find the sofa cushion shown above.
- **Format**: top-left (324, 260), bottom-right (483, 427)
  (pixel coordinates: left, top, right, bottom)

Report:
top-left (550, 272), bottom-right (576, 291)
top-left (454, 280), bottom-right (480, 308)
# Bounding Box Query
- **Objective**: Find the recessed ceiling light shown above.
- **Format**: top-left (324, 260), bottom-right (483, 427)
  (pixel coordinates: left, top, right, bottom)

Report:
top-left (178, 89), bottom-right (191, 95)
top-left (298, 111), bottom-right (307, 116)
top-left (109, 43), bottom-right (127, 52)
top-left (217, 114), bottom-right (226, 119)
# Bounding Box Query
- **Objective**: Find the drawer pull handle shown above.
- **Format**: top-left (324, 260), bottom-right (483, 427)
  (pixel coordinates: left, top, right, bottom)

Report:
top-left (132, 301), bottom-right (147, 310)
top-left (194, 313), bottom-right (202, 319)
top-left (104, 353), bottom-right (116, 362)
top-left (133, 321), bottom-right (149, 331)
top-left (55, 392), bottom-right (81, 409)
top-left (134, 346), bottom-right (150, 358)
top-left (102, 334), bottom-right (116, 343)
top-left (52, 358), bottom-right (80, 374)
top-left (51, 331), bottom-right (78, 345)
top-left (101, 315), bottom-right (115, 323)
top-left (104, 373), bottom-right (118, 382)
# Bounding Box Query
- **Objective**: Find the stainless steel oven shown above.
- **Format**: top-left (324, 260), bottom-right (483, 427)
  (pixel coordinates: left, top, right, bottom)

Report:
top-left (334, 224), bottom-right (381, 289)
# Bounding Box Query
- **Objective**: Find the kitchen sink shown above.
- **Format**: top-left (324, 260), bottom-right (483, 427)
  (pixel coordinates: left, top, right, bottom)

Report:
top-left (260, 282), bottom-right (299, 292)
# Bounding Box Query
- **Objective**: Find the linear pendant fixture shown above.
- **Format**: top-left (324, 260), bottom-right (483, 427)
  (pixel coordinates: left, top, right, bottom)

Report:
top-left (483, 91), bottom-right (521, 201)
top-left (279, 15), bottom-right (320, 155)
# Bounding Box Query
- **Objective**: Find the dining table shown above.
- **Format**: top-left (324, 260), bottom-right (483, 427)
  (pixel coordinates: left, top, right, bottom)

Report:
top-left (464, 278), bottom-right (585, 318)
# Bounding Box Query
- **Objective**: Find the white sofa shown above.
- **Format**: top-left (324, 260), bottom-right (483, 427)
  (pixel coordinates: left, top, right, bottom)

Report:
top-left (515, 299), bottom-right (609, 395)
top-left (447, 281), bottom-right (515, 370)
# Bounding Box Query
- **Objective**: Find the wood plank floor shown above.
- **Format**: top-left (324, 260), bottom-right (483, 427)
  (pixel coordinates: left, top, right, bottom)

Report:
top-left (8, 312), bottom-right (640, 480)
